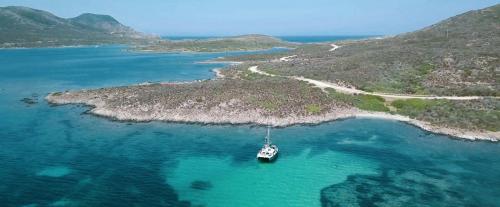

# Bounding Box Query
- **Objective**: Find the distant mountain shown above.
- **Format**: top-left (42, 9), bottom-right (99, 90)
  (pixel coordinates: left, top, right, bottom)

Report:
top-left (0, 6), bottom-right (153, 48)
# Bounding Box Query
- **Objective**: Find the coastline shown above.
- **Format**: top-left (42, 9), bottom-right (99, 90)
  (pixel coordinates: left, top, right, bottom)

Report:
top-left (42, 42), bottom-right (499, 143)
top-left (198, 60), bottom-right (243, 65)
top-left (133, 46), bottom-right (295, 54)
top-left (45, 93), bottom-right (499, 142)
top-left (0, 44), bottom-right (107, 50)
top-left (211, 69), bottom-right (225, 79)
top-left (353, 112), bottom-right (499, 142)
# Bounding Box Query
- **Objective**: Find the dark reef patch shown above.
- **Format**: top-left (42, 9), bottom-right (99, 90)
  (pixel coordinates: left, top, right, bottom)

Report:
top-left (190, 180), bottom-right (213, 191)
top-left (20, 94), bottom-right (39, 106)
top-left (320, 167), bottom-right (486, 207)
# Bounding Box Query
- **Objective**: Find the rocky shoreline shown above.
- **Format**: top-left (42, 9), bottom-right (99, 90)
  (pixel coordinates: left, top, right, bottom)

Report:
top-left (46, 92), bottom-right (499, 142)
top-left (211, 69), bottom-right (225, 79)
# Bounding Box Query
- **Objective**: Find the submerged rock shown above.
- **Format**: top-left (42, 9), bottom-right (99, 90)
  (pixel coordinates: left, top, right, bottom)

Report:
top-left (21, 93), bottom-right (40, 105)
top-left (21, 97), bottom-right (38, 105)
top-left (320, 169), bottom-right (477, 207)
top-left (36, 166), bottom-right (72, 177)
top-left (190, 180), bottom-right (213, 190)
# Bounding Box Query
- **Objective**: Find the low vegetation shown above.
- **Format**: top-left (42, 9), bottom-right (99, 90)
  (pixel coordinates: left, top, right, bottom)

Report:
top-left (50, 78), bottom-right (352, 118)
top-left (391, 98), bottom-right (499, 131)
top-left (223, 5), bottom-right (500, 96)
top-left (0, 6), bottom-right (153, 48)
top-left (324, 88), bottom-right (500, 131)
top-left (134, 35), bottom-right (296, 53)
top-left (45, 4), bottom-right (500, 135)
top-left (327, 90), bottom-right (390, 112)
top-left (306, 104), bottom-right (322, 114)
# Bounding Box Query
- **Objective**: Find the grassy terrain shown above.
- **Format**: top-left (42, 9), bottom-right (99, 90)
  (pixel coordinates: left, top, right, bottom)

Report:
top-left (220, 44), bottom-right (331, 62)
top-left (50, 67), bottom-right (500, 132)
top-left (391, 98), bottom-right (499, 131)
top-left (325, 86), bottom-right (499, 131)
top-left (223, 4), bottom-right (500, 96)
top-left (134, 35), bottom-right (296, 53)
top-left (55, 77), bottom-right (351, 118)
top-left (207, 5), bottom-right (500, 132)
top-left (327, 89), bottom-right (390, 112)
top-left (306, 104), bottom-right (322, 114)
top-left (44, 4), bottom-right (500, 134)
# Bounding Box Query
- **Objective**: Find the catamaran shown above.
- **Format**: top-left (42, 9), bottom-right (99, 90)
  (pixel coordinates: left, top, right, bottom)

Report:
top-left (257, 127), bottom-right (278, 161)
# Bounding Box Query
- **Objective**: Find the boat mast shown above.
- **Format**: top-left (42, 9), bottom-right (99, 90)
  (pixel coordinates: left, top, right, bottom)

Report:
top-left (265, 126), bottom-right (271, 145)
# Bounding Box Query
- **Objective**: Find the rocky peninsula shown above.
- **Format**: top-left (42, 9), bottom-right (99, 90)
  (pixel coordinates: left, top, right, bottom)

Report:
top-left (46, 4), bottom-right (500, 141)
top-left (45, 75), bottom-right (499, 141)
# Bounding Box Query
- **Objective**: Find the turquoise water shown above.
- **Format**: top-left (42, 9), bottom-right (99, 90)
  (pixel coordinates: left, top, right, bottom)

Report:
top-left (1, 46), bottom-right (500, 207)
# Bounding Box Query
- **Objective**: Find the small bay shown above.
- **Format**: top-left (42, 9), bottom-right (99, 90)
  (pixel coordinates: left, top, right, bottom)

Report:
top-left (0, 45), bottom-right (499, 207)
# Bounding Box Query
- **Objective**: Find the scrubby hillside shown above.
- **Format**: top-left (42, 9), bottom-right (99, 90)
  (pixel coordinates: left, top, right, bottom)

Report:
top-left (235, 4), bottom-right (499, 96)
top-left (0, 6), bottom-right (152, 47)
top-left (135, 34), bottom-right (296, 52)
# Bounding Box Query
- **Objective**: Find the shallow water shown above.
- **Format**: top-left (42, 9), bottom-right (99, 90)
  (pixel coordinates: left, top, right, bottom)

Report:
top-left (0, 46), bottom-right (499, 207)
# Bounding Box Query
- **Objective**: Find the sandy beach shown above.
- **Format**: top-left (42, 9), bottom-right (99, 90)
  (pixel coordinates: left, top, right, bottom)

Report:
top-left (212, 68), bottom-right (225, 78)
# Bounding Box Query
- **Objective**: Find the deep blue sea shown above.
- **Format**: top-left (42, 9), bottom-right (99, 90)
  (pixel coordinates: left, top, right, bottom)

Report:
top-left (0, 45), bottom-right (499, 207)
top-left (162, 35), bottom-right (376, 43)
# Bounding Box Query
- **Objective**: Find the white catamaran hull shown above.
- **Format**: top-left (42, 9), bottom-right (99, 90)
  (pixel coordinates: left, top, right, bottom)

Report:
top-left (257, 145), bottom-right (279, 162)
top-left (257, 127), bottom-right (278, 162)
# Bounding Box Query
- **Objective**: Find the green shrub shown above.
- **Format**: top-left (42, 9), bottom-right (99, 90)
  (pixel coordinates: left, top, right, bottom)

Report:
top-left (260, 101), bottom-right (279, 111)
top-left (241, 70), bottom-right (262, 80)
top-left (392, 99), bottom-right (431, 110)
top-left (356, 95), bottom-right (390, 112)
top-left (418, 63), bottom-right (435, 75)
top-left (327, 89), bottom-right (356, 103)
top-left (306, 104), bottom-right (321, 114)
top-left (328, 90), bottom-right (389, 112)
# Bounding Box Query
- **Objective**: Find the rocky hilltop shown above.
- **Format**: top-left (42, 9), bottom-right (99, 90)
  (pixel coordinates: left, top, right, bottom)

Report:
top-left (0, 6), bottom-right (154, 48)
top-left (224, 4), bottom-right (499, 96)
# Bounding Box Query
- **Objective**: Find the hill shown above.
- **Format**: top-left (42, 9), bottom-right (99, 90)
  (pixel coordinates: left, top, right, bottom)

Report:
top-left (0, 6), bottom-right (153, 48)
top-left (225, 4), bottom-right (499, 96)
top-left (46, 4), bottom-right (499, 139)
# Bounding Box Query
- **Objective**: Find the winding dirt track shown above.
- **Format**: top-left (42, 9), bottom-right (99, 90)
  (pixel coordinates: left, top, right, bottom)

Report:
top-left (248, 44), bottom-right (495, 100)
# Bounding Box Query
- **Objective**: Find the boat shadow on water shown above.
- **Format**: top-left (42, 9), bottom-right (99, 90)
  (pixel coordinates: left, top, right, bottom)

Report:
top-left (257, 153), bottom-right (279, 163)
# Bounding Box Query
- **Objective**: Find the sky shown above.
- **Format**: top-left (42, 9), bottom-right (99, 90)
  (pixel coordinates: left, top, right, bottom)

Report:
top-left (0, 0), bottom-right (499, 36)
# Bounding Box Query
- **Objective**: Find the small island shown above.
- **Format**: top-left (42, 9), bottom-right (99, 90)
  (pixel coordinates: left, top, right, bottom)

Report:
top-left (46, 5), bottom-right (500, 141)
top-left (134, 34), bottom-right (296, 53)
